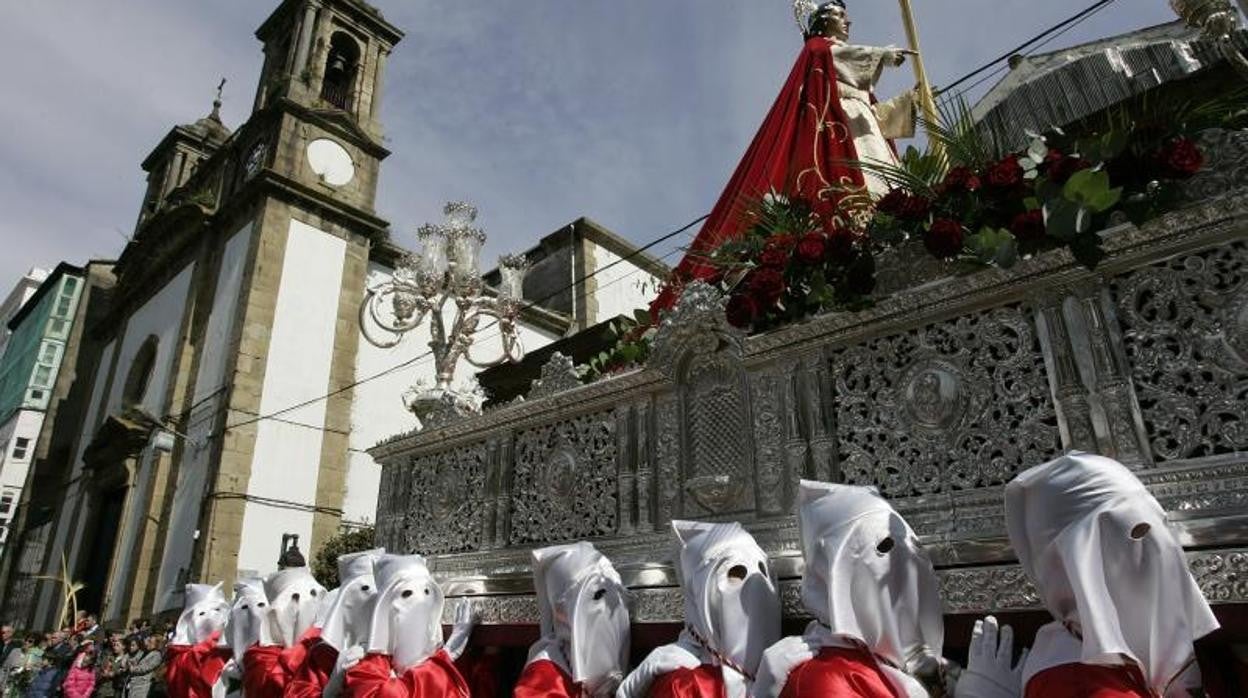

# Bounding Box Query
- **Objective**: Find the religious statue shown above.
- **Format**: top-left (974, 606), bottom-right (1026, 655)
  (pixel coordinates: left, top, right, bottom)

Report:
top-left (652, 0), bottom-right (934, 314)
top-left (799, 0), bottom-right (919, 196)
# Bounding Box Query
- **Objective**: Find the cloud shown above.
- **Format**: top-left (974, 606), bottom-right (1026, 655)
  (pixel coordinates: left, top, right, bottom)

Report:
top-left (0, 0), bottom-right (1177, 288)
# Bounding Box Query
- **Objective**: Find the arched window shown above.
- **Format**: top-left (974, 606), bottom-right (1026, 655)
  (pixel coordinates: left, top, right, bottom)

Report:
top-left (321, 32), bottom-right (360, 110)
top-left (123, 336), bottom-right (159, 408)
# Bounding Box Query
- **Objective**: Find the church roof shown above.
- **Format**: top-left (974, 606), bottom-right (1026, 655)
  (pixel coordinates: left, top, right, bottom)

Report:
top-left (972, 20), bottom-right (1248, 151)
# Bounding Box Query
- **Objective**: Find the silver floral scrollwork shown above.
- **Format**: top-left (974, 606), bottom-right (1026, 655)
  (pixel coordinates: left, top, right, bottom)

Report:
top-left (403, 445), bottom-right (487, 554)
top-left (832, 305), bottom-right (1061, 497)
top-left (509, 412), bottom-right (619, 544)
top-left (529, 351), bottom-right (583, 400)
top-left (1113, 242), bottom-right (1248, 461)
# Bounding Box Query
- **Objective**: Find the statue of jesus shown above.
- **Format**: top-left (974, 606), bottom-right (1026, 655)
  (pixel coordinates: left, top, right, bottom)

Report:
top-left (806, 0), bottom-right (919, 196)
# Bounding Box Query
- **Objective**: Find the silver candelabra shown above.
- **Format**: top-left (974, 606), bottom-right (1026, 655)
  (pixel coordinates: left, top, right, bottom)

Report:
top-left (359, 201), bottom-right (530, 425)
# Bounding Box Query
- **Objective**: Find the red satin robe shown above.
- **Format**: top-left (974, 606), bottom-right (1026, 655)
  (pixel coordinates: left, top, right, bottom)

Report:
top-left (242, 629), bottom-right (322, 698)
top-left (778, 647), bottom-right (901, 698)
top-left (1025, 663), bottom-right (1154, 698)
top-left (165, 634), bottom-right (233, 698)
top-left (343, 650), bottom-right (468, 698)
top-left (650, 36), bottom-right (868, 316)
top-left (284, 634), bottom-right (339, 698)
top-left (651, 665), bottom-right (725, 698)
top-left (513, 659), bottom-right (579, 698)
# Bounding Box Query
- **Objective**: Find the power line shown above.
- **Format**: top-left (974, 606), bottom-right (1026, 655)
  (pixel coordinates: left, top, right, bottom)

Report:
top-left (940, 0), bottom-right (1121, 94)
top-left (218, 213), bottom-right (709, 435)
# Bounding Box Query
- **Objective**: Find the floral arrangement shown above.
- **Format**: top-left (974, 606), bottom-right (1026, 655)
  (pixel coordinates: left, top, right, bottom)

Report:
top-left (577, 92), bottom-right (1244, 381)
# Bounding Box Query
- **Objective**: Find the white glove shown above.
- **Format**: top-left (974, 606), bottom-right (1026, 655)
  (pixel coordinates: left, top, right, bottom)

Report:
top-left (339, 645), bottom-right (366, 670)
top-left (954, 616), bottom-right (1025, 698)
top-left (443, 599), bottom-right (478, 660)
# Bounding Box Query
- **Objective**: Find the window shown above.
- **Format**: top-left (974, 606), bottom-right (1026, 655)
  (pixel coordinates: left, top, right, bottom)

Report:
top-left (123, 336), bottom-right (160, 407)
top-left (0, 494), bottom-right (13, 516)
top-left (11, 438), bottom-right (29, 461)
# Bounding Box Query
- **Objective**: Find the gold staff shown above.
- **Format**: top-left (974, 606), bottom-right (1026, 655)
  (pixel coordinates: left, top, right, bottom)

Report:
top-left (897, 0), bottom-right (944, 158)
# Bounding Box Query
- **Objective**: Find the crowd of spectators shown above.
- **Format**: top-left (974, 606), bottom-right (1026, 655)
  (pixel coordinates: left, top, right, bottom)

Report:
top-left (0, 614), bottom-right (171, 698)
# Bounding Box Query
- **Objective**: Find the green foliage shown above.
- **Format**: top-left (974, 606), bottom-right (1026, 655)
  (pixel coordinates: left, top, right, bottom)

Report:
top-left (579, 314), bottom-right (657, 383)
top-left (311, 526), bottom-right (376, 589)
top-left (965, 227), bottom-right (1018, 268)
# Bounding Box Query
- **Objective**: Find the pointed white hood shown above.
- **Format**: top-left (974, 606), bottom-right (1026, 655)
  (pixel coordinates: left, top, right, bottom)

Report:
top-left (228, 577), bottom-right (271, 662)
top-left (264, 566), bottom-right (327, 647)
top-left (674, 521), bottom-right (779, 690)
top-left (530, 542), bottom-right (630, 697)
top-left (1006, 452), bottom-right (1218, 692)
top-left (172, 583), bottom-right (230, 646)
top-left (319, 548), bottom-right (384, 652)
top-left (365, 554), bottom-right (445, 672)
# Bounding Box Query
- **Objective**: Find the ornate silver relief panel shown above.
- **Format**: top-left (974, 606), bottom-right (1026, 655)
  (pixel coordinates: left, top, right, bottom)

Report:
top-left (682, 352), bottom-right (754, 516)
top-left (1113, 241), bottom-right (1248, 462)
top-left (831, 304), bottom-right (1060, 497)
top-left (509, 412), bottom-right (619, 545)
top-left (403, 445), bottom-right (488, 555)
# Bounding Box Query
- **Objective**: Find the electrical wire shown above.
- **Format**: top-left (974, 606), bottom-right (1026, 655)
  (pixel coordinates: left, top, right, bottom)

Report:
top-left (217, 212), bottom-right (708, 435)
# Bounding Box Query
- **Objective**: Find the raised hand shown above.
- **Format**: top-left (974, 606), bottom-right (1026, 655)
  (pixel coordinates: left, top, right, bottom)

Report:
top-left (443, 599), bottom-right (478, 660)
top-left (953, 616), bottom-right (1026, 698)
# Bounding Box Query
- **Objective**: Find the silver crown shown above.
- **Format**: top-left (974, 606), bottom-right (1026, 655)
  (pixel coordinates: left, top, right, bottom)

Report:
top-left (793, 0), bottom-right (845, 37)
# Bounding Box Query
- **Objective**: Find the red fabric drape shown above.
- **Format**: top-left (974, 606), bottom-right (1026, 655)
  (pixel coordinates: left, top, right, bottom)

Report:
top-left (513, 659), bottom-right (578, 698)
top-left (166, 633), bottom-right (233, 698)
top-left (243, 629), bottom-right (320, 698)
top-left (778, 646), bottom-right (901, 698)
top-left (1025, 663), bottom-right (1153, 698)
top-left (651, 37), bottom-right (865, 316)
top-left (651, 665), bottom-right (726, 698)
top-left (343, 650), bottom-right (469, 698)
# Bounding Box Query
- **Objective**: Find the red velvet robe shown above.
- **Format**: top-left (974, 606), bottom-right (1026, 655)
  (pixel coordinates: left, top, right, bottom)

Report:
top-left (165, 633), bottom-right (234, 698)
top-left (1025, 663), bottom-right (1155, 698)
top-left (651, 36), bottom-right (867, 316)
top-left (513, 659), bottom-right (579, 698)
top-left (343, 650), bottom-right (468, 698)
top-left (242, 629), bottom-right (322, 698)
top-left (778, 646), bottom-right (901, 698)
top-left (650, 665), bottom-right (726, 698)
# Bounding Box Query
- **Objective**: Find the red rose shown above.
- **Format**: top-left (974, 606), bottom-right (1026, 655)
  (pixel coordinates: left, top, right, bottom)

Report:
top-left (759, 246), bottom-right (789, 269)
top-left (796, 232), bottom-right (826, 264)
top-left (899, 194), bottom-right (931, 221)
top-left (725, 294), bottom-right (757, 329)
top-left (824, 224), bottom-right (857, 261)
top-left (986, 155), bottom-right (1024, 189)
top-left (942, 166), bottom-right (982, 193)
top-left (875, 189), bottom-right (911, 216)
top-left (1010, 210), bottom-right (1046, 242)
top-left (925, 218), bottom-right (965, 258)
top-left (765, 233), bottom-right (796, 250)
top-left (748, 268), bottom-right (786, 306)
top-left (1157, 137), bottom-right (1204, 178)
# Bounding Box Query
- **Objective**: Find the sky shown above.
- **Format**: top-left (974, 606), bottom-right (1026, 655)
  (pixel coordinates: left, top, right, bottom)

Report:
top-left (0, 0), bottom-right (1179, 291)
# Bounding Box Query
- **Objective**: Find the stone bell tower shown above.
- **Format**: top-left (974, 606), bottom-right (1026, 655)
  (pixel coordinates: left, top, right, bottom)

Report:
top-left (186, 0), bottom-right (404, 588)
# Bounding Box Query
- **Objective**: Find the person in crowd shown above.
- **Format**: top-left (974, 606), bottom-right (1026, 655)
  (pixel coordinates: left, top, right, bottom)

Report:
top-left (61, 639), bottom-right (96, 698)
top-left (125, 636), bottom-right (164, 698)
top-left (166, 584), bottom-right (232, 698)
top-left (342, 553), bottom-right (469, 698)
top-left (515, 542), bottom-right (631, 698)
top-left (1001, 451), bottom-right (1221, 697)
top-left (24, 637), bottom-right (58, 698)
top-left (754, 480), bottom-right (951, 698)
top-left (0, 627), bottom-right (22, 698)
top-left (618, 521), bottom-right (780, 698)
top-left (96, 635), bottom-right (129, 698)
